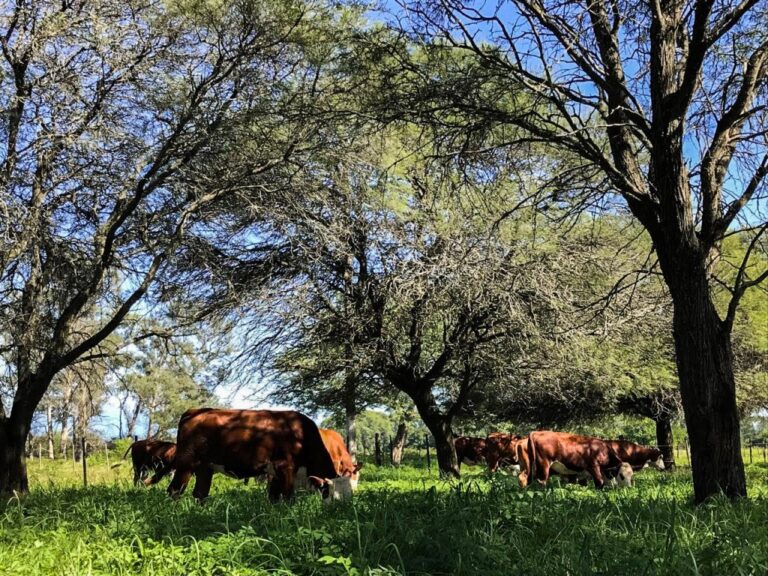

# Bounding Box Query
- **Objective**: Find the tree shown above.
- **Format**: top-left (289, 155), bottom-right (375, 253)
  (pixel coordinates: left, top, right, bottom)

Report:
top-left (257, 139), bottom-right (567, 476)
top-left (397, 0), bottom-right (768, 501)
top-left (0, 0), bottom-right (321, 494)
top-left (118, 338), bottom-right (216, 440)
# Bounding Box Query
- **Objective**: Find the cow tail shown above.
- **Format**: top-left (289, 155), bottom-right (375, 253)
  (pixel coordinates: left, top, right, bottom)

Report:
top-left (123, 442), bottom-right (135, 460)
top-left (527, 432), bottom-right (537, 483)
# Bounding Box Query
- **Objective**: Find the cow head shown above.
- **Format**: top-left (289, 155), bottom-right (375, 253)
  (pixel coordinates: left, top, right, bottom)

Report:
top-left (616, 462), bottom-right (634, 488)
top-left (650, 451), bottom-right (666, 470)
top-left (309, 475), bottom-right (353, 503)
top-left (349, 463), bottom-right (362, 491)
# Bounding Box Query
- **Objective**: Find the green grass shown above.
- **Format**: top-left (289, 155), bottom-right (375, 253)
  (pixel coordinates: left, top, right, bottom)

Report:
top-left (1, 456), bottom-right (767, 575)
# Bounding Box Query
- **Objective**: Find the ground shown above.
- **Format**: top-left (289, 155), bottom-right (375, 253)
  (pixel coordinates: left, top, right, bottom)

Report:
top-left (1, 454), bottom-right (767, 575)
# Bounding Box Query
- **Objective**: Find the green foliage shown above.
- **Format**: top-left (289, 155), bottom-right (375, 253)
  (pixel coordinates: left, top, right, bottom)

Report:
top-left (2, 459), bottom-right (768, 575)
top-left (321, 410), bottom-right (426, 454)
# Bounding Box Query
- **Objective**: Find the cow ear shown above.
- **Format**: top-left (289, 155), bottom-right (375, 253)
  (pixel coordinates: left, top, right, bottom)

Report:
top-left (308, 476), bottom-right (327, 489)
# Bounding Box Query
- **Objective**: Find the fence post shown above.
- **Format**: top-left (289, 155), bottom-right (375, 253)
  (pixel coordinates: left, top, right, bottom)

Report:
top-left (82, 438), bottom-right (88, 487)
top-left (425, 434), bottom-right (431, 472)
top-left (763, 442), bottom-right (766, 463)
top-left (684, 440), bottom-right (690, 465)
top-left (749, 442), bottom-right (753, 464)
top-left (388, 435), bottom-right (393, 466)
top-left (374, 433), bottom-right (382, 466)
top-left (104, 442), bottom-right (110, 469)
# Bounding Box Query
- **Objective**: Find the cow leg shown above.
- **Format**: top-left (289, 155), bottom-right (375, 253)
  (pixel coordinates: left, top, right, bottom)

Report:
top-left (268, 463), bottom-right (294, 502)
top-left (192, 467), bottom-right (214, 502)
top-left (167, 468), bottom-right (193, 498)
top-left (144, 464), bottom-right (173, 486)
top-left (589, 463), bottom-right (605, 489)
top-left (536, 460), bottom-right (551, 486)
top-left (133, 467), bottom-right (142, 487)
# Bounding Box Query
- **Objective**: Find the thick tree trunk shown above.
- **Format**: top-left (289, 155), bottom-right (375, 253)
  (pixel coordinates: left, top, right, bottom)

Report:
top-left (46, 405), bottom-right (55, 460)
top-left (422, 416), bottom-right (459, 478)
top-left (0, 413), bottom-right (32, 495)
top-left (655, 417), bottom-right (675, 471)
top-left (344, 394), bottom-right (357, 462)
top-left (669, 266), bottom-right (746, 502)
top-left (391, 422), bottom-right (407, 466)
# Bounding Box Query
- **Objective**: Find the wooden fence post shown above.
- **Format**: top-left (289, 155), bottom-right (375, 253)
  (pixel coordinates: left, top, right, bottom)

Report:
top-left (388, 435), bottom-right (393, 465)
top-left (762, 442), bottom-right (766, 463)
top-left (82, 438), bottom-right (88, 487)
top-left (749, 442), bottom-right (753, 464)
top-left (425, 434), bottom-right (431, 472)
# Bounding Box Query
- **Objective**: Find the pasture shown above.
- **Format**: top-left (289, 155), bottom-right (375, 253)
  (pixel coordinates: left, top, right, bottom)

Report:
top-left (1, 454), bottom-right (767, 576)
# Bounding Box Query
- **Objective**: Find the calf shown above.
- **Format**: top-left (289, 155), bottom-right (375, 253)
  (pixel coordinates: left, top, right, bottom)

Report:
top-left (485, 433), bottom-right (527, 481)
top-left (526, 431), bottom-right (624, 489)
top-left (124, 439), bottom-right (176, 487)
top-left (455, 436), bottom-right (488, 469)
top-left (606, 440), bottom-right (665, 472)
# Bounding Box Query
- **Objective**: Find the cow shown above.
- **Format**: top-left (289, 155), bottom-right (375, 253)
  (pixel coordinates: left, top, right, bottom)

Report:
top-left (525, 431), bottom-right (625, 489)
top-left (167, 408), bottom-right (343, 503)
top-left (319, 428), bottom-right (362, 490)
top-left (606, 440), bottom-right (665, 472)
top-left (455, 436), bottom-right (488, 469)
top-left (123, 439), bottom-right (176, 487)
top-left (485, 433), bottom-right (527, 478)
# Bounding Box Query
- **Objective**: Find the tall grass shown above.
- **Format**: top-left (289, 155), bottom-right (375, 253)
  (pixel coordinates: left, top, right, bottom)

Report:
top-left (1, 458), bottom-right (767, 575)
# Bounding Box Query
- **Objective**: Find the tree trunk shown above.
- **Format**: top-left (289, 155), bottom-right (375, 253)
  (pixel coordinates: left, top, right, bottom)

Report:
top-left (0, 413), bottom-right (32, 495)
top-left (422, 416), bottom-right (459, 478)
top-left (655, 416), bottom-right (675, 471)
top-left (59, 415), bottom-right (70, 456)
top-left (73, 415), bottom-right (82, 462)
top-left (126, 401), bottom-right (140, 439)
top-left (146, 413), bottom-right (152, 439)
top-left (46, 405), bottom-right (55, 460)
top-left (669, 265), bottom-right (746, 502)
top-left (344, 394), bottom-right (357, 462)
top-left (391, 421), bottom-right (407, 466)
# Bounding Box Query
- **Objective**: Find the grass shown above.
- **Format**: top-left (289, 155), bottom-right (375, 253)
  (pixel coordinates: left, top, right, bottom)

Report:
top-left (1, 454), bottom-right (767, 575)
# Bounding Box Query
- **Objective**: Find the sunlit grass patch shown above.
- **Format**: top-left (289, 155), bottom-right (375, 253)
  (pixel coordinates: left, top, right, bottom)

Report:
top-left (1, 460), bottom-right (767, 575)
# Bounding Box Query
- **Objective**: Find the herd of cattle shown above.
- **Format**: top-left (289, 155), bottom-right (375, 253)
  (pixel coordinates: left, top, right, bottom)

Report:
top-left (124, 408), bottom-right (665, 503)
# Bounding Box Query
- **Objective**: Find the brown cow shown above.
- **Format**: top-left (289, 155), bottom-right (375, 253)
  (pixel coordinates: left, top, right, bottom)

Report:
top-left (455, 436), bottom-right (488, 469)
top-left (525, 431), bottom-right (624, 489)
top-left (606, 440), bottom-right (665, 472)
top-left (485, 433), bottom-right (530, 485)
top-left (319, 428), bottom-right (362, 490)
top-left (124, 439), bottom-right (176, 487)
top-left (167, 408), bottom-right (341, 502)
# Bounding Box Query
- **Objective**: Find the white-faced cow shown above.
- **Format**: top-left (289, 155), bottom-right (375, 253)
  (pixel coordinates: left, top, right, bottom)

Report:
top-left (167, 408), bottom-right (344, 503)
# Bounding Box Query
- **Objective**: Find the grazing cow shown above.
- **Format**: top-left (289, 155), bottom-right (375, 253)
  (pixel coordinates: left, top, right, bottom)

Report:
top-left (124, 439), bottom-right (176, 487)
top-left (606, 440), bottom-right (665, 472)
top-left (319, 428), bottom-right (362, 490)
top-left (525, 431), bottom-right (624, 489)
top-left (167, 408), bottom-right (342, 502)
top-left (485, 433), bottom-right (527, 478)
top-left (455, 436), bottom-right (488, 469)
